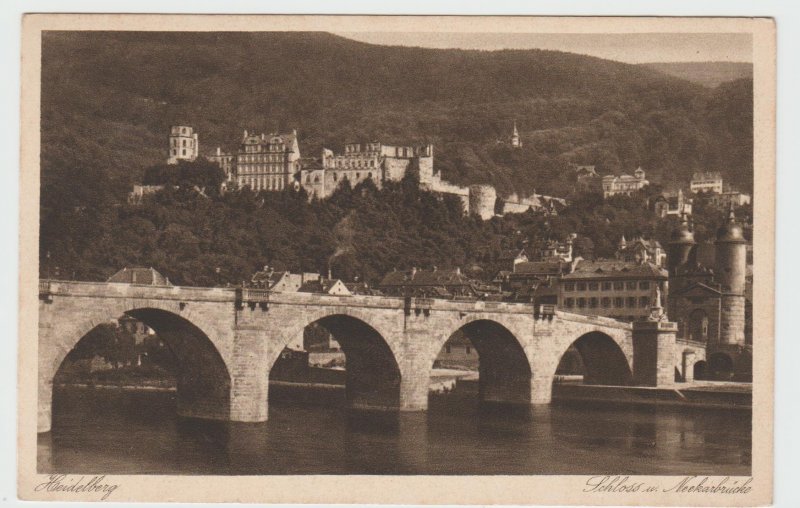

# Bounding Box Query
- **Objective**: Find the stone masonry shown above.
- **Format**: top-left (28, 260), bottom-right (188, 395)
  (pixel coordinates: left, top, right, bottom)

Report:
top-left (37, 280), bottom-right (688, 433)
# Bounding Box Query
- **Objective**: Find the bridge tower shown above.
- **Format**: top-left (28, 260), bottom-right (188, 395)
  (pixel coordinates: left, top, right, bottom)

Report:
top-left (715, 205), bottom-right (747, 346)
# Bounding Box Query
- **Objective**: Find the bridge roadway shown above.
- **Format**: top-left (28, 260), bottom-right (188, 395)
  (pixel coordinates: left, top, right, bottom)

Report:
top-left (37, 280), bottom-right (703, 433)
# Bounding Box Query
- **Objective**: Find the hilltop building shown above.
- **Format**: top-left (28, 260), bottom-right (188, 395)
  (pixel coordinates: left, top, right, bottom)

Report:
top-left (558, 259), bottom-right (669, 322)
top-left (168, 126), bottom-right (199, 164)
top-left (602, 168), bottom-right (649, 198)
top-left (667, 209), bottom-right (751, 380)
top-left (708, 190), bottom-right (751, 209)
top-left (690, 171), bottom-right (724, 194)
top-left (539, 235), bottom-right (575, 263)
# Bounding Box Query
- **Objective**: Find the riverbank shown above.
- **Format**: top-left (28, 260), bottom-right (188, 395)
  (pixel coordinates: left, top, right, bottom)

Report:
top-left (551, 381), bottom-right (752, 410)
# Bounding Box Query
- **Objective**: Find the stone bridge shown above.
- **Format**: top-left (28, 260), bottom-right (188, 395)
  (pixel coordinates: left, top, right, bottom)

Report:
top-left (37, 280), bottom-right (696, 433)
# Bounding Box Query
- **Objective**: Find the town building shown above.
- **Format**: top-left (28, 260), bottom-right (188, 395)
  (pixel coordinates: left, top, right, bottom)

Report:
top-left (615, 236), bottom-right (667, 268)
top-left (168, 125), bottom-right (199, 164)
top-left (601, 168), bottom-right (649, 198)
top-left (298, 278), bottom-right (352, 296)
top-left (690, 171), bottom-right (724, 194)
top-left (667, 210), bottom-right (751, 380)
top-left (107, 267), bottom-right (171, 286)
top-left (378, 268), bottom-right (479, 299)
top-left (573, 164), bottom-right (602, 193)
top-left (249, 266), bottom-right (320, 292)
top-left (708, 190), bottom-right (751, 209)
top-left (558, 259), bottom-right (668, 322)
top-left (539, 235), bottom-right (575, 263)
top-left (654, 189), bottom-right (692, 218)
top-left (500, 260), bottom-right (570, 306)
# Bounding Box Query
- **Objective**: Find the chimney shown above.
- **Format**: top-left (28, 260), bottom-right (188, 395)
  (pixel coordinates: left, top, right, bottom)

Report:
top-left (455, 267), bottom-right (461, 275)
top-left (328, 264), bottom-right (333, 280)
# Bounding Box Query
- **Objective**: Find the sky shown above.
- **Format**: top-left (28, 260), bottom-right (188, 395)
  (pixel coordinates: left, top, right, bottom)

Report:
top-left (335, 32), bottom-right (752, 64)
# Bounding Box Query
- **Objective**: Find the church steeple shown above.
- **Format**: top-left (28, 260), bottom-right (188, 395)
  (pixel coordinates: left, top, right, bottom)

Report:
top-left (511, 121), bottom-right (522, 148)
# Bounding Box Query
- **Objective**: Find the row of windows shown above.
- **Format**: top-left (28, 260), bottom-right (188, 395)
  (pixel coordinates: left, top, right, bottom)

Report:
top-left (564, 281), bottom-right (652, 292)
top-left (243, 144), bottom-right (285, 154)
top-left (170, 149), bottom-right (189, 157)
top-left (171, 138), bottom-right (195, 148)
top-left (237, 164), bottom-right (289, 174)
top-left (330, 158), bottom-right (378, 169)
top-left (563, 296), bottom-right (651, 309)
top-left (238, 176), bottom-right (285, 191)
top-left (239, 153), bottom-right (285, 163)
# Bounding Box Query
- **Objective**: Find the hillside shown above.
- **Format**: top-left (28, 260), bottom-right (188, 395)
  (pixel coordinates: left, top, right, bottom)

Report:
top-left (641, 62), bottom-right (753, 88)
top-left (41, 31), bottom-right (753, 213)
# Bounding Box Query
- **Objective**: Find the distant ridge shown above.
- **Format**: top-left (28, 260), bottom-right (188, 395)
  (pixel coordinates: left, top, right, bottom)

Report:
top-left (640, 62), bottom-right (753, 88)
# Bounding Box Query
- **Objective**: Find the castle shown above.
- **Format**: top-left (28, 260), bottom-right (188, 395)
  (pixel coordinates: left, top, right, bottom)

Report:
top-left (168, 126), bottom-right (566, 220)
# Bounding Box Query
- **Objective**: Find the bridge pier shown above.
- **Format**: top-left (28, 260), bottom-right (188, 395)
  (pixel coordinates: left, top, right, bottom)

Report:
top-left (632, 320), bottom-right (678, 387)
top-left (229, 327), bottom-right (271, 422)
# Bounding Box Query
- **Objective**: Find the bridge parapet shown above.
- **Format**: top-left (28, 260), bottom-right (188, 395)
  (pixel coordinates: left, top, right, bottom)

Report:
top-left (39, 279), bottom-right (237, 302)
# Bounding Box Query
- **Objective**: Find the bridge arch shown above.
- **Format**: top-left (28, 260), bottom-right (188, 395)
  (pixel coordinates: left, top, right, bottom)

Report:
top-left (270, 310), bottom-right (402, 411)
top-left (432, 318), bottom-right (533, 406)
top-left (553, 331), bottom-right (633, 386)
top-left (40, 298), bottom-right (234, 433)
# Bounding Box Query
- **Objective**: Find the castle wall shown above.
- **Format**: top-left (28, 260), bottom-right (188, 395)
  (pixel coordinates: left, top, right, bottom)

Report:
top-left (469, 185), bottom-right (497, 220)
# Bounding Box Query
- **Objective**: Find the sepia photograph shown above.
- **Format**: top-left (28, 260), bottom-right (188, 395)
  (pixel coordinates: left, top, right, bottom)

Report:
top-left (17, 13), bottom-right (775, 506)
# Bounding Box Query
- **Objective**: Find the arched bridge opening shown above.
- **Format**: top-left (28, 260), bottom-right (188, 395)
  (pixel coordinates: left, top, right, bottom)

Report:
top-left (553, 331), bottom-right (632, 388)
top-left (268, 314), bottom-right (401, 412)
top-left (430, 319), bottom-right (531, 411)
top-left (51, 308), bottom-right (232, 430)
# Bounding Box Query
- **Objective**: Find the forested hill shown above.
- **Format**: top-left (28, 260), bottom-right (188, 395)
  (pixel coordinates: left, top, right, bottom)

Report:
top-left (640, 62), bottom-right (753, 89)
top-left (41, 31), bottom-right (753, 212)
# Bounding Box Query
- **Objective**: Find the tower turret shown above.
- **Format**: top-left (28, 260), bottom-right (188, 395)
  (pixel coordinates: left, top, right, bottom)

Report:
top-left (167, 126), bottom-right (199, 164)
top-left (715, 204), bottom-right (747, 346)
top-left (667, 213), bottom-right (695, 276)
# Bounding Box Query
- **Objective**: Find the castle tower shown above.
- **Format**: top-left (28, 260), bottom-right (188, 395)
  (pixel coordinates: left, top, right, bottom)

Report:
top-left (715, 205), bottom-right (747, 346)
top-left (168, 126), bottom-right (199, 164)
top-left (511, 121), bottom-right (522, 148)
top-left (667, 213), bottom-right (695, 277)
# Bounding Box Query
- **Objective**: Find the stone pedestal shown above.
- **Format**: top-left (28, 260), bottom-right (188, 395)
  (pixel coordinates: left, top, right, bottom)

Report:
top-left (632, 320), bottom-right (677, 387)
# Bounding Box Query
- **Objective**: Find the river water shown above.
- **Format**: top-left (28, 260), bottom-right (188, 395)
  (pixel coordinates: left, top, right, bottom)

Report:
top-left (38, 386), bottom-right (751, 476)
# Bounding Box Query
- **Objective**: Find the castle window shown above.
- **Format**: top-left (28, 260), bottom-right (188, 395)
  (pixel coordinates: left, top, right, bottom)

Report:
top-left (356, 172), bottom-right (360, 179)
top-left (182, 149), bottom-right (186, 156)
top-left (564, 298), bottom-right (574, 308)
top-left (564, 283), bottom-right (575, 292)
top-left (614, 281), bottom-right (624, 290)
top-left (601, 297), bottom-right (611, 308)
top-left (182, 139), bottom-right (186, 147)
top-left (639, 296), bottom-right (650, 308)
top-left (576, 283), bottom-right (587, 291)
top-left (626, 282), bottom-right (637, 290)
top-left (639, 281), bottom-right (650, 290)
top-left (172, 149), bottom-right (176, 155)
top-left (314, 175), bottom-right (320, 183)
top-left (577, 298), bottom-right (586, 308)
top-left (588, 282), bottom-right (599, 291)
top-left (615, 297), bottom-right (624, 307)
top-left (627, 297), bottom-right (636, 308)
top-left (333, 173), bottom-right (338, 182)
top-left (602, 282), bottom-right (612, 291)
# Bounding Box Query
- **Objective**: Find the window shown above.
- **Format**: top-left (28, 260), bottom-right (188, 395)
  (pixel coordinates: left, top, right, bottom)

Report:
top-left (588, 282), bottom-right (599, 291)
top-left (466, 346), bottom-right (471, 355)
top-left (602, 282), bottom-right (612, 291)
top-left (333, 173), bottom-right (338, 182)
top-left (577, 283), bottom-right (587, 291)
top-left (565, 298), bottom-right (574, 308)
top-left (601, 297), bottom-right (611, 308)
top-left (564, 282), bottom-right (575, 291)
top-left (577, 298), bottom-right (586, 308)
top-left (356, 172), bottom-right (360, 179)
top-left (626, 282), bottom-right (637, 290)
top-left (639, 296), bottom-right (650, 308)
top-left (589, 297), bottom-right (598, 309)
top-left (639, 281), bottom-right (650, 290)
top-left (182, 139), bottom-right (186, 147)
top-left (182, 149), bottom-right (186, 156)
top-left (627, 297), bottom-right (636, 308)
top-left (614, 281), bottom-right (624, 290)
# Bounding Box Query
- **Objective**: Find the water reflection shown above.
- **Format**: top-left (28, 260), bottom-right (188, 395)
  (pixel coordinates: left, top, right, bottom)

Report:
top-left (41, 386), bottom-right (751, 476)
